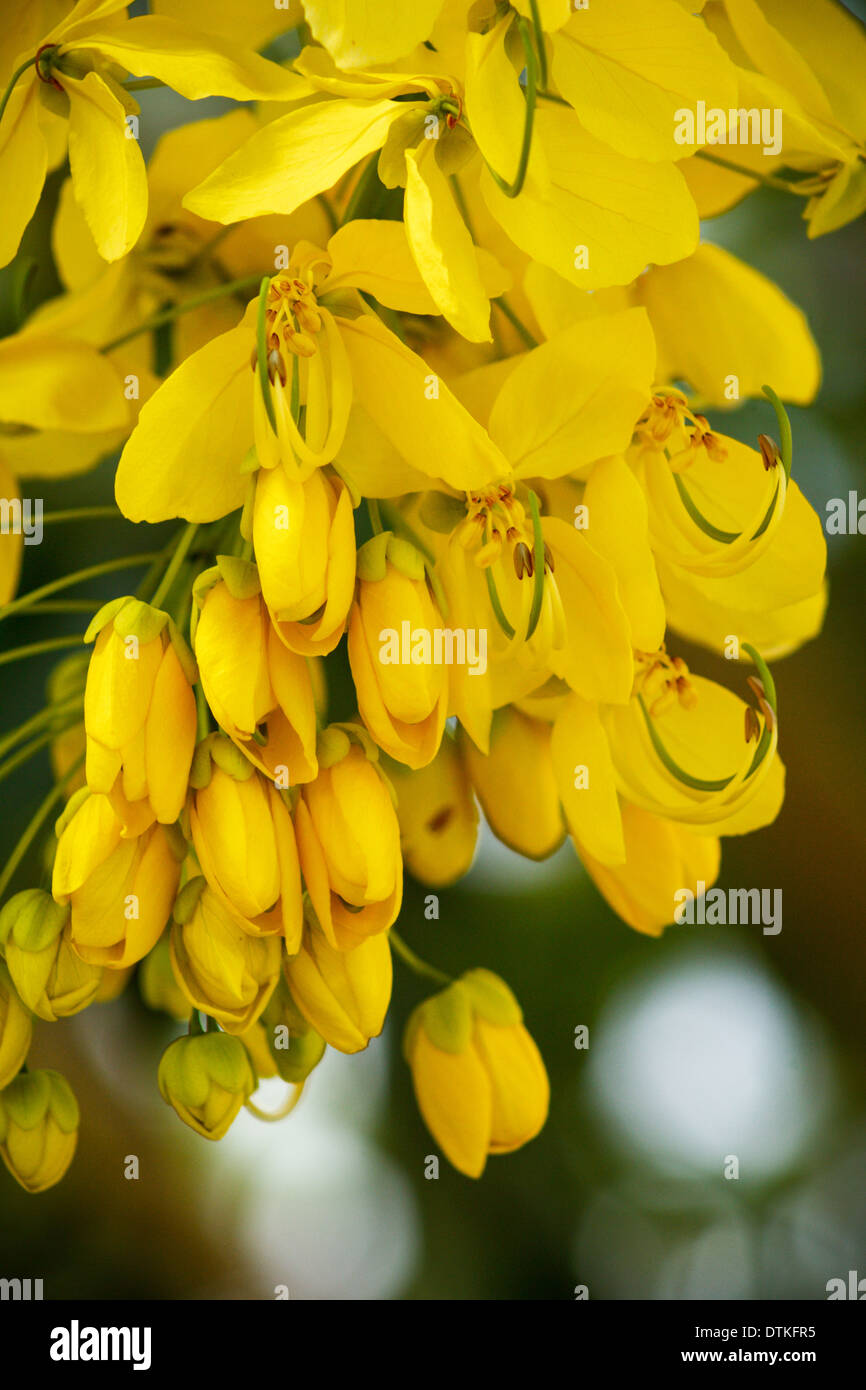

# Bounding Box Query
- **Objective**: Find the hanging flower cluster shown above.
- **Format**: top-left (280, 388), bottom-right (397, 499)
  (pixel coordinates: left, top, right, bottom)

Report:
top-left (0, 0), bottom-right (860, 1189)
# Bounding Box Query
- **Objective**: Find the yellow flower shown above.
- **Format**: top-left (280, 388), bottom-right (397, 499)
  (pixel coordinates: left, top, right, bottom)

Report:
top-left (0, 889), bottom-right (102, 1021)
top-left (386, 738), bottom-right (478, 886)
top-left (461, 707), bottom-right (564, 860)
top-left (284, 922), bottom-right (392, 1054)
top-left (294, 726), bottom-right (403, 949)
top-left (83, 596), bottom-right (198, 834)
top-left (0, 1068), bottom-right (79, 1193)
top-left (193, 561), bottom-right (318, 785)
top-left (253, 465), bottom-right (357, 659)
top-left (349, 532), bottom-right (449, 769)
top-left (405, 969), bottom-right (549, 1178)
top-left (52, 790), bottom-right (184, 968)
top-left (188, 740), bottom-right (303, 947)
top-left (169, 880), bottom-right (282, 1035)
top-left (0, 0), bottom-right (309, 267)
top-left (158, 1029), bottom-right (255, 1140)
top-left (115, 224), bottom-right (507, 524)
top-left (0, 961), bottom-right (31, 1090)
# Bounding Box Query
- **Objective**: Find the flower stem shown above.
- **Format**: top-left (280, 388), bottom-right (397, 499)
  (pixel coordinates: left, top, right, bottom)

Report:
top-left (122, 78), bottom-right (167, 92)
top-left (389, 930), bottom-right (451, 986)
top-left (0, 753), bottom-right (84, 903)
top-left (39, 506), bottom-right (122, 524)
top-left (103, 274), bottom-right (262, 352)
top-left (694, 150), bottom-right (799, 195)
top-left (483, 17), bottom-right (537, 198)
top-left (151, 523), bottom-right (198, 609)
top-left (0, 696), bottom-right (83, 762)
top-left (0, 634), bottom-right (85, 668)
top-left (0, 554), bottom-right (161, 622)
top-left (0, 56), bottom-right (37, 130)
top-left (492, 296), bottom-right (539, 348)
top-left (0, 726), bottom-right (71, 786)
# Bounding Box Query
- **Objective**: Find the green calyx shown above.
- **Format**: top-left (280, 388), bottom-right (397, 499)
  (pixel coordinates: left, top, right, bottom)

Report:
top-left (0, 889), bottom-right (68, 954)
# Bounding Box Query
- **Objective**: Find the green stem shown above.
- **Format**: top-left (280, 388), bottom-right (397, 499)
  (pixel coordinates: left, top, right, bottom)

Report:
top-left (188, 1010), bottom-right (204, 1036)
top-left (0, 696), bottom-right (83, 762)
top-left (340, 153), bottom-right (381, 225)
top-left (0, 727), bottom-right (67, 786)
top-left (528, 0), bottom-right (548, 90)
top-left (103, 274), bottom-right (262, 352)
top-left (0, 753), bottom-right (84, 903)
top-left (366, 498), bottom-right (384, 535)
top-left (492, 296), bottom-right (539, 348)
top-left (0, 635), bottom-right (85, 668)
top-left (22, 600), bottom-right (100, 614)
top-left (0, 56), bottom-right (37, 130)
top-left (316, 193), bottom-right (339, 235)
top-left (389, 930), bottom-right (451, 986)
top-left (484, 17), bottom-right (537, 198)
top-left (637, 693), bottom-right (735, 793)
top-left (40, 506), bottom-right (122, 524)
top-left (256, 275), bottom-right (278, 434)
top-left (151, 523), bottom-right (198, 609)
top-left (694, 150), bottom-right (799, 195)
top-left (762, 386), bottom-right (793, 480)
top-left (525, 489), bottom-right (545, 640)
top-left (122, 78), bottom-right (167, 92)
top-left (0, 554), bottom-right (161, 621)
top-left (195, 684), bottom-right (211, 741)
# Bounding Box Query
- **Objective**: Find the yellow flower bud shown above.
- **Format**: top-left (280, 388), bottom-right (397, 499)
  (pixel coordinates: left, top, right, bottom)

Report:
top-left (52, 792), bottom-right (184, 969)
top-left (253, 466), bottom-right (356, 657)
top-left (348, 534), bottom-right (449, 768)
top-left (461, 708), bottom-right (565, 860)
top-left (295, 733), bottom-right (402, 949)
top-left (194, 570), bottom-right (318, 785)
top-left (0, 1068), bottom-right (79, 1193)
top-left (386, 739), bottom-right (478, 885)
top-left (158, 1031), bottom-right (255, 1141)
top-left (170, 884), bottom-right (281, 1034)
top-left (189, 756), bottom-right (303, 947)
top-left (405, 969), bottom-right (549, 1178)
top-left (83, 597), bottom-right (197, 833)
top-left (0, 962), bottom-right (31, 1090)
top-left (284, 925), bottom-right (391, 1055)
top-left (139, 936), bottom-right (190, 1021)
top-left (0, 889), bottom-right (102, 1021)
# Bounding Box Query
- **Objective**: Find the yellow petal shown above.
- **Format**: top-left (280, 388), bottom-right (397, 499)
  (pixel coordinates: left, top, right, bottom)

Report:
top-left (474, 1019), bottom-right (549, 1154)
top-left (543, 517), bottom-right (635, 704)
top-left (145, 643), bottom-right (197, 823)
top-left (488, 309), bottom-right (655, 480)
top-left (115, 303), bottom-right (255, 522)
top-left (303, 0), bottom-right (445, 68)
top-left (552, 0), bottom-right (738, 160)
top-left (184, 98), bottom-right (402, 224)
top-left (61, 70), bottom-right (148, 262)
top-left (337, 313), bottom-right (508, 491)
top-left (583, 455), bottom-right (666, 650)
top-left (0, 80), bottom-right (47, 270)
top-left (483, 105), bottom-right (698, 291)
top-left (551, 694), bottom-right (625, 867)
top-left (637, 243), bottom-right (821, 406)
top-left (404, 141), bottom-right (495, 342)
top-left (0, 332), bottom-right (130, 434)
top-left (409, 1030), bottom-right (491, 1177)
top-left (579, 801), bottom-right (720, 937)
top-left (461, 710), bottom-right (564, 861)
top-left (150, 0), bottom-right (300, 49)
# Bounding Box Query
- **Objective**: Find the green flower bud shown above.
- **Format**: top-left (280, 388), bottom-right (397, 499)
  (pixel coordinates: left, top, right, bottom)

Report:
top-left (158, 1031), bottom-right (255, 1141)
top-left (0, 1069), bottom-right (79, 1193)
top-left (1, 890), bottom-right (101, 1022)
top-left (0, 962), bottom-right (31, 1089)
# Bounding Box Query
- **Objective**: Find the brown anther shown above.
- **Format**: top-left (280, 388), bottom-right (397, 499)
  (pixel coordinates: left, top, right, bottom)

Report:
top-left (543, 542), bottom-right (554, 573)
top-left (513, 541), bottom-right (531, 579)
top-left (506, 526), bottom-right (519, 542)
top-left (427, 806), bottom-right (454, 833)
top-left (744, 707), bottom-right (760, 743)
top-left (746, 675), bottom-right (766, 702)
top-left (758, 434), bottom-right (780, 471)
top-left (671, 655), bottom-right (689, 676)
top-left (676, 676), bottom-right (698, 711)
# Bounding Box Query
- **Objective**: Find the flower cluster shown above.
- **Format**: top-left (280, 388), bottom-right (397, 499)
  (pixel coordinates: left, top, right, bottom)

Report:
top-left (0, 0), bottom-right (861, 1190)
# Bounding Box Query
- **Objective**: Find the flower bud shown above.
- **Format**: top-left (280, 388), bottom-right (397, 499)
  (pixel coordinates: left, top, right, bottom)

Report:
top-left (348, 533), bottom-right (449, 768)
top-left (83, 596), bottom-right (197, 833)
top-left (0, 1068), bottom-right (79, 1192)
top-left (0, 889), bottom-right (102, 1021)
top-left (260, 978), bottom-right (326, 1083)
top-left (170, 884), bottom-right (281, 1034)
top-left (139, 936), bottom-right (190, 1021)
top-left (194, 564), bottom-right (318, 785)
top-left (405, 969), bottom-right (549, 1177)
top-left (0, 962), bottom-right (31, 1090)
top-left (284, 925), bottom-right (391, 1055)
top-left (295, 731), bottom-right (403, 949)
top-left (189, 751), bottom-right (303, 947)
top-left (253, 466), bottom-right (356, 657)
top-left (52, 791), bottom-right (184, 969)
top-left (158, 1031), bottom-right (255, 1141)
top-left (461, 708), bottom-right (565, 859)
top-left (387, 739), bottom-right (478, 885)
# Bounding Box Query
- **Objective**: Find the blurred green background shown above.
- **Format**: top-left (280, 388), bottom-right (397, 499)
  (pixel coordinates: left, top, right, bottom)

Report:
top-left (1, 3), bottom-right (865, 1301)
